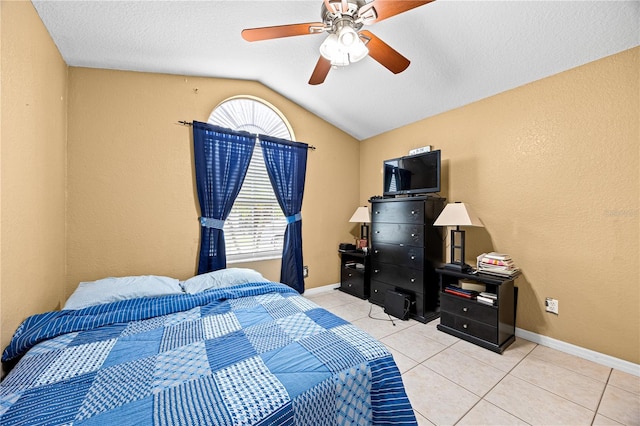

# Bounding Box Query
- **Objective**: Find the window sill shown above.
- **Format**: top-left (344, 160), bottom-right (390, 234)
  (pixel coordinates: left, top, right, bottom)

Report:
top-left (227, 254), bottom-right (282, 264)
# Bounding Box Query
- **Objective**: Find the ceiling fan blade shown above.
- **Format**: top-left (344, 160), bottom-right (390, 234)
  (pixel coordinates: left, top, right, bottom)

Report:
top-left (359, 0), bottom-right (434, 24)
top-left (360, 30), bottom-right (410, 74)
top-left (242, 22), bottom-right (325, 42)
top-left (309, 56), bottom-right (332, 85)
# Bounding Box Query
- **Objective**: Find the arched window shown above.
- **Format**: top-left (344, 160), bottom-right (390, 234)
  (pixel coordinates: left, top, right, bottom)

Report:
top-left (208, 96), bottom-right (295, 262)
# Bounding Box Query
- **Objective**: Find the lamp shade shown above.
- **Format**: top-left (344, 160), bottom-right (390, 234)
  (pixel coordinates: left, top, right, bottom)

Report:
top-left (349, 206), bottom-right (370, 223)
top-left (433, 203), bottom-right (483, 227)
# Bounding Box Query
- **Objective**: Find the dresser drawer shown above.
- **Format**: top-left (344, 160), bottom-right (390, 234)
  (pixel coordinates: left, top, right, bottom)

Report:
top-left (440, 293), bottom-right (497, 326)
top-left (440, 312), bottom-right (499, 344)
top-left (371, 243), bottom-right (424, 269)
top-left (371, 262), bottom-right (423, 293)
top-left (371, 200), bottom-right (425, 224)
top-left (371, 223), bottom-right (424, 246)
top-left (369, 280), bottom-right (391, 305)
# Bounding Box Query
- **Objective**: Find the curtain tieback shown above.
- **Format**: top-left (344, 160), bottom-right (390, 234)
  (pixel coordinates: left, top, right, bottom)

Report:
top-left (200, 217), bottom-right (225, 229)
top-left (286, 212), bottom-right (302, 224)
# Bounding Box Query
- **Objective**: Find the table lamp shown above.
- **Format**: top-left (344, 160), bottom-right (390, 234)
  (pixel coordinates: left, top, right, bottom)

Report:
top-left (433, 202), bottom-right (484, 271)
top-left (349, 206), bottom-right (371, 247)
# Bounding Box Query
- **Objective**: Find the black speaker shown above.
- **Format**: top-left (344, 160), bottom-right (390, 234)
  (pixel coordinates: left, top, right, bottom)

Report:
top-left (384, 290), bottom-right (411, 320)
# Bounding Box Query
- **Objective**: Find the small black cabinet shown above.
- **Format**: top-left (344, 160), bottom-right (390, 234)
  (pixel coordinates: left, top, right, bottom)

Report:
top-left (339, 251), bottom-right (370, 299)
top-left (436, 268), bottom-right (517, 354)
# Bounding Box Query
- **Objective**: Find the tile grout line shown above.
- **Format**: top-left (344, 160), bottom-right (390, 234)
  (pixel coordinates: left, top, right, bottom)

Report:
top-left (504, 351), bottom-right (603, 417)
top-left (589, 369), bottom-right (614, 425)
top-left (447, 343), bottom-right (537, 425)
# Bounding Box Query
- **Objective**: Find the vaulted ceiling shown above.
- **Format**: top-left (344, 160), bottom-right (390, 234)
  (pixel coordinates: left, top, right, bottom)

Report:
top-left (32, 0), bottom-right (639, 140)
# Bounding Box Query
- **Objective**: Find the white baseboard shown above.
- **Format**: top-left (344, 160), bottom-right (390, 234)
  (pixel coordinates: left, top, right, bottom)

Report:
top-left (516, 327), bottom-right (640, 377)
top-left (302, 282), bottom-right (340, 296)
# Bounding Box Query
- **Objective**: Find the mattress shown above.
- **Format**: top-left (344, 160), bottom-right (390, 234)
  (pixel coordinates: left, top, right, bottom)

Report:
top-left (0, 281), bottom-right (416, 425)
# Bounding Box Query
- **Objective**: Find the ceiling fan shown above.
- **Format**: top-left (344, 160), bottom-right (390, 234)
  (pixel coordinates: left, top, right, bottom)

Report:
top-left (241, 0), bottom-right (434, 85)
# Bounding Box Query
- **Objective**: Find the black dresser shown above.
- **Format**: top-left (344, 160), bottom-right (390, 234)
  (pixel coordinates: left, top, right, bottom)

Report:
top-left (369, 196), bottom-right (445, 322)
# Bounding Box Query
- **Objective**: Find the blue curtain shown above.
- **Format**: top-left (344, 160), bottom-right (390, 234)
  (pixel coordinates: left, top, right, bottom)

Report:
top-left (193, 121), bottom-right (255, 274)
top-left (260, 135), bottom-right (308, 293)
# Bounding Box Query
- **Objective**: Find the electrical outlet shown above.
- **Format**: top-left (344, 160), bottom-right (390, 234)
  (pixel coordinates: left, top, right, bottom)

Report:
top-left (303, 266), bottom-right (309, 279)
top-left (545, 298), bottom-right (559, 314)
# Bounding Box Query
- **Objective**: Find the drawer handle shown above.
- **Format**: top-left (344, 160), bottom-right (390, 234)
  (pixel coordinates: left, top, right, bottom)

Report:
top-left (375, 231), bottom-right (380, 234)
top-left (349, 284), bottom-right (352, 287)
top-left (411, 210), bottom-right (416, 214)
top-left (410, 278), bottom-right (415, 283)
top-left (375, 211), bottom-right (380, 214)
top-left (410, 256), bottom-right (415, 260)
top-left (375, 250), bottom-right (379, 254)
top-left (348, 273), bottom-right (352, 277)
top-left (411, 233), bottom-right (416, 237)
top-left (463, 323), bottom-right (468, 329)
top-left (374, 289), bottom-right (378, 293)
top-left (462, 307), bottom-right (468, 312)
top-left (374, 269), bottom-right (379, 273)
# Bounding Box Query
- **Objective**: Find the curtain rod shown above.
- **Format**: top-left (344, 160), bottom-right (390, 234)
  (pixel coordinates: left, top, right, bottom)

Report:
top-left (177, 121), bottom-right (316, 150)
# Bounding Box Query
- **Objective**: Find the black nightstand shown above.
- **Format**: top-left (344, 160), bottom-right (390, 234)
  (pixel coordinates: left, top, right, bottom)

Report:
top-left (339, 251), bottom-right (370, 299)
top-left (436, 268), bottom-right (518, 354)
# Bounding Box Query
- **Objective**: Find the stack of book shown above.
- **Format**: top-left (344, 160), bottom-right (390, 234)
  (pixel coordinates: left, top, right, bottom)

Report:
top-left (477, 291), bottom-right (497, 306)
top-left (444, 286), bottom-right (478, 299)
top-left (477, 252), bottom-right (520, 277)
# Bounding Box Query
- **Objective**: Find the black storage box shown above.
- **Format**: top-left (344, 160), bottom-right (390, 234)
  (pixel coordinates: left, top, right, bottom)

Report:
top-left (384, 290), bottom-right (411, 320)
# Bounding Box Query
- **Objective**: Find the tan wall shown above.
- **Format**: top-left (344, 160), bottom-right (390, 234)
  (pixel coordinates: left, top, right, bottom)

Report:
top-left (0, 1), bottom-right (68, 352)
top-left (66, 68), bottom-right (360, 296)
top-left (361, 47), bottom-right (639, 363)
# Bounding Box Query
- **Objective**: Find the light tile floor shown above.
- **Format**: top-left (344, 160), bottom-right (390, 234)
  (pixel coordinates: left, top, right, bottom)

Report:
top-left (304, 289), bottom-right (640, 426)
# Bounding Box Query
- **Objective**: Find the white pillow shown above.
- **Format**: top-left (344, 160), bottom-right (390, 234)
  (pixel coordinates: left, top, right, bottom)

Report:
top-left (180, 268), bottom-right (269, 294)
top-left (63, 275), bottom-right (184, 310)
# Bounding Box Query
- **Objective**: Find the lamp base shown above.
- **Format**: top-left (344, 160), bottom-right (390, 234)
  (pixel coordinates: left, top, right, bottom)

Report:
top-left (443, 262), bottom-right (473, 272)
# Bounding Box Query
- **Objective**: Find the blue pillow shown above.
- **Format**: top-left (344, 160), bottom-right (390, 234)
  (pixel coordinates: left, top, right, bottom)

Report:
top-left (63, 275), bottom-right (184, 310)
top-left (180, 268), bottom-right (269, 294)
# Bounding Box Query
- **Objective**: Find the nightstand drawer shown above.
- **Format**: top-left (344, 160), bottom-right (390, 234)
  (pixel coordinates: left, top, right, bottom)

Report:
top-left (440, 312), bottom-right (498, 344)
top-left (440, 293), bottom-right (497, 326)
top-left (339, 251), bottom-right (370, 299)
top-left (370, 262), bottom-right (423, 293)
top-left (371, 200), bottom-right (425, 224)
top-left (341, 267), bottom-right (364, 290)
top-left (371, 223), bottom-right (424, 246)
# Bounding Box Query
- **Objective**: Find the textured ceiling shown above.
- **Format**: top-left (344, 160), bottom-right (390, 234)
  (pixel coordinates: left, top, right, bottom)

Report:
top-left (32, 0), bottom-right (639, 140)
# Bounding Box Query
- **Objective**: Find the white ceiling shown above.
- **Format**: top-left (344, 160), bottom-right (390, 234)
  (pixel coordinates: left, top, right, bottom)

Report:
top-left (32, 0), bottom-right (639, 141)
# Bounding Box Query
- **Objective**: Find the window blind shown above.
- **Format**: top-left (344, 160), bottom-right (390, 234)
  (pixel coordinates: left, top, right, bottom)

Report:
top-left (225, 141), bottom-right (286, 262)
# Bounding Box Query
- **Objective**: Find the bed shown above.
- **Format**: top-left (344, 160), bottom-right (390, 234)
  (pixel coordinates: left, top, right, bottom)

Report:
top-left (0, 270), bottom-right (417, 425)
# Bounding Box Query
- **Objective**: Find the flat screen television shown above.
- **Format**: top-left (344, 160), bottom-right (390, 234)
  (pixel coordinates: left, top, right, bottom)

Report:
top-left (383, 150), bottom-right (441, 196)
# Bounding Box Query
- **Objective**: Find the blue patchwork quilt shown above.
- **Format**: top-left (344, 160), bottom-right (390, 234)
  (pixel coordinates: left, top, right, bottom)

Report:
top-left (1, 282), bottom-right (417, 425)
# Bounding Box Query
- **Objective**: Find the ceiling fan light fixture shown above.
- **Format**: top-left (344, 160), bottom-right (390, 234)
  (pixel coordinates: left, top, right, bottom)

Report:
top-left (320, 19), bottom-right (369, 67)
top-left (337, 24), bottom-right (358, 46)
top-left (348, 39), bottom-right (369, 62)
top-left (319, 33), bottom-right (340, 60)
top-left (331, 52), bottom-right (350, 67)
